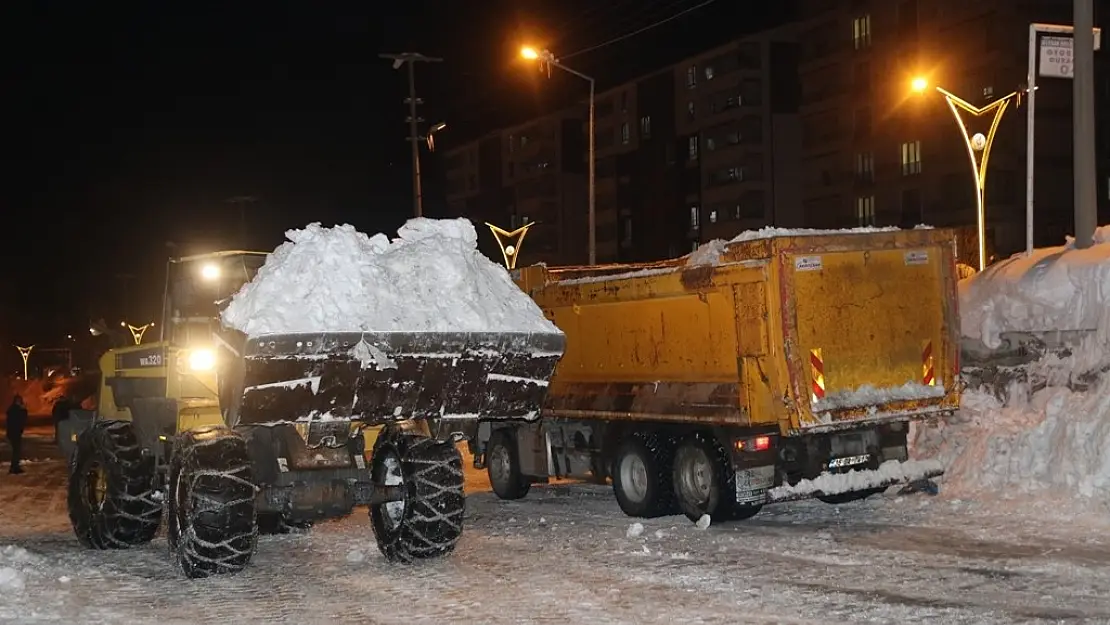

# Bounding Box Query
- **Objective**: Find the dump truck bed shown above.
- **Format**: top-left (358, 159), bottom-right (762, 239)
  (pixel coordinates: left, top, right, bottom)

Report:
top-left (512, 228), bottom-right (960, 435)
top-left (217, 331), bottom-right (566, 427)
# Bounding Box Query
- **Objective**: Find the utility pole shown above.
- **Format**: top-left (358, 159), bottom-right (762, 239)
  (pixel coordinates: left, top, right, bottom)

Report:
top-left (380, 52), bottom-right (443, 219)
top-left (1073, 0), bottom-right (1097, 249)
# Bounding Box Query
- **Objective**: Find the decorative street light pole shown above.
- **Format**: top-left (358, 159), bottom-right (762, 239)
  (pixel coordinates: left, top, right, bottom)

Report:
top-left (16, 345), bottom-right (33, 380)
top-left (486, 222), bottom-right (535, 270)
top-left (521, 46), bottom-right (596, 266)
top-left (911, 78), bottom-right (1024, 271)
top-left (122, 321), bottom-right (155, 345)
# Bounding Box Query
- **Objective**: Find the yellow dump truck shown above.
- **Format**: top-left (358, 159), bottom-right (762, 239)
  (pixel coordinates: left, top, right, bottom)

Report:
top-left (469, 227), bottom-right (961, 521)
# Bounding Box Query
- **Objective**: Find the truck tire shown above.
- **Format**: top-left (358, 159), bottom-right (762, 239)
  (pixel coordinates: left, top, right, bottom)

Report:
top-left (168, 426), bottom-right (257, 579)
top-left (672, 432), bottom-right (762, 523)
top-left (369, 427), bottom-right (465, 563)
top-left (611, 432), bottom-right (676, 518)
top-left (67, 420), bottom-right (162, 549)
top-left (487, 429), bottom-right (530, 500)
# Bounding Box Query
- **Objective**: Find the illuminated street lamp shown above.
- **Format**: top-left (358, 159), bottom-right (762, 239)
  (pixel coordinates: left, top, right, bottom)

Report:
top-left (911, 78), bottom-right (1024, 271)
top-left (15, 345), bottom-right (33, 380)
top-left (486, 222), bottom-right (535, 270)
top-left (520, 46), bottom-right (596, 265)
top-left (121, 321), bottom-right (155, 345)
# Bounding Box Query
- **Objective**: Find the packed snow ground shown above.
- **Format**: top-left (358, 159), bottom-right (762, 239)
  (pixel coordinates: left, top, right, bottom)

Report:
top-left (3, 452), bottom-right (1110, 625)
top-left (221, 218), bottom-right (560, 336)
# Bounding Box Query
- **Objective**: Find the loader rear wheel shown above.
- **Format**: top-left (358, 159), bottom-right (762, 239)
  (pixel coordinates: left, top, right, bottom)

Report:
top-left (369, 427), bottom-right (465, 563)
top-left (487, 430), bottom-right (530, 500)
top-left (67, 420), bottom-right (162, 549)
top-left (168, 426), bottom-right (257, 579)
top-left (672, 433), bottom-right (762, 524)
top-left (612, 432), bottom-right (676, 518)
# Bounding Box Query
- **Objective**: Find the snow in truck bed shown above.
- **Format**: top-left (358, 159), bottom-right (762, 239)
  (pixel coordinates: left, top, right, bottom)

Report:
top-left (221, 218), bottom-right (561, 336)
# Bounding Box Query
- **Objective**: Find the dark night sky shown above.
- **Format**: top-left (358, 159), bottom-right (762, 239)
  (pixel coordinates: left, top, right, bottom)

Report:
top-left (2, 0), bottom-right (790, 371)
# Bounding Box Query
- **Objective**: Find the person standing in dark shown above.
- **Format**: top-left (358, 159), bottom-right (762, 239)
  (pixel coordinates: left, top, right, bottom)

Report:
top-left (5, 394), bottom-right (28, 474)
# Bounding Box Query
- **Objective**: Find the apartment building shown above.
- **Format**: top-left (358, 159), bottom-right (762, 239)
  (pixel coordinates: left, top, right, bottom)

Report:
top-left (674, 25), bottom-right (803, 251)
top-left (798, 0), bottom-right (1109, 259)
top-left (444, 106), bottom-right (587, 266)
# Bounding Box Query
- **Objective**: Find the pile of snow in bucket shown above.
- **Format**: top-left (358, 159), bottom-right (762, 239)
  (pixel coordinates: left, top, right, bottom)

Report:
top-left (221, 218), bottom-right (561, 336)
top-left (959, 225), bottom-right (1110, 349)
top-left (912, 224), bottom-right (1110, 511)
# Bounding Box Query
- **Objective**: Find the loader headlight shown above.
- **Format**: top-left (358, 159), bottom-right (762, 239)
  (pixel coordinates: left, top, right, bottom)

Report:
top-left (188, 348), bottom-right (217, 371)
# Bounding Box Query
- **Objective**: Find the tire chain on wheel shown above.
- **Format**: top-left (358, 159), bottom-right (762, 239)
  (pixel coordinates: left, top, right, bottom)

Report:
top-left (67, 420), bottom-right (162, 549)
top-left (637, 430), bottom-right (680, 518)
top-left (370, 428), bottom-right (466, 563)
top-left (168, 426), bottom-right (258, 578)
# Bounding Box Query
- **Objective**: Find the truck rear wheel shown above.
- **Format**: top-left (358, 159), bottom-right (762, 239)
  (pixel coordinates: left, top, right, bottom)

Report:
top-left (487, 429), bottom-right (530, 500)
top-left (168, 426), bottom-right (257, 579)
top-left (611, 432), bottom-right (676, 518)
top-left (672, 433), bottom-right (762, 523)
top-left (67, 420), bottom-right (162, 549)
top-left (369, 427), bottom-right (465, 563)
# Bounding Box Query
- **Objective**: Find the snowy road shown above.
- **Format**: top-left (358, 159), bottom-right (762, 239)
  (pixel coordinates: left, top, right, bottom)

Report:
top-left (3, 439), bottom-right (1110, 625)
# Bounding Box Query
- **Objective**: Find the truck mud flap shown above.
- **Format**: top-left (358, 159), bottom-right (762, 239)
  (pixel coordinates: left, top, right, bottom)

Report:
top-left (765, 459), bottom-right (945, 504)
top-left (229, 331), bottom-right (565, 428)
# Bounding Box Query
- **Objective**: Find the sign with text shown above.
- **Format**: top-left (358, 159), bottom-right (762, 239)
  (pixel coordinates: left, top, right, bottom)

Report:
top-left (1039, 30), bottom-right (1102, 79)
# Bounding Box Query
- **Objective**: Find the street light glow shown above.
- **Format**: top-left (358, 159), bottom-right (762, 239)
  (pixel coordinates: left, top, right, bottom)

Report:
top-left (911, 76), bottom-right (929, 93)
top-left (520, 46), bottom-right (539, 60)
top-left (201, 263), bottom-right (221, 281)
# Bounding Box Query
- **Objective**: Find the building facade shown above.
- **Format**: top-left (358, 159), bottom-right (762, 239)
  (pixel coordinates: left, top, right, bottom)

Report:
top-left (797, 0), bottom-right (1110, 260)
top-left (674, 25), bottom-right (804, 251)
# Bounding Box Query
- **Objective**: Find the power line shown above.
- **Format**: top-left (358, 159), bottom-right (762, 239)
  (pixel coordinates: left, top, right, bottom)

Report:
top-left (560, 0), bottom-right (723, 60)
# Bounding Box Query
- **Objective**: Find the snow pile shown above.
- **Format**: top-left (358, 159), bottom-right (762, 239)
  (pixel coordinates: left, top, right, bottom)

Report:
top-left (959, 225), bottom-right (1110, 349)
top-left (913, 377), bottom-right (1110, 512)
top-left (686, 225), bottom-right (933, 267)
top-left (769, 459), bottom-right (944, 499)
top-left (221, 219), bottom-right (561, 336)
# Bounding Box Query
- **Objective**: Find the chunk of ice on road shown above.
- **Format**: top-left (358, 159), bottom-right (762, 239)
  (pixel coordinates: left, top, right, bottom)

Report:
top-left (626, 522), bottom-right (644, 538)
top-left (0, 567), bottom-right (24, 591)
top-left (695, 514), bottom-right (711, 530)
top-left (221, 218), bottom-right (562, 337)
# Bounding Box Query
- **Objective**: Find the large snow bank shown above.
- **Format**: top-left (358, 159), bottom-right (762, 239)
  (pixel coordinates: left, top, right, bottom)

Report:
top-left (913, 375), bottom-right (1110, 513)
top-left (959, 225), bottom-right (1110, 348)
top-left (221, 219), bottom-right (561, 336)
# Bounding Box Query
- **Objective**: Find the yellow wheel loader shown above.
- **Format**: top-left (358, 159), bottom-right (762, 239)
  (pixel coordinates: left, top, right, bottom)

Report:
top-left (58, 250), bottom-right (564, 578)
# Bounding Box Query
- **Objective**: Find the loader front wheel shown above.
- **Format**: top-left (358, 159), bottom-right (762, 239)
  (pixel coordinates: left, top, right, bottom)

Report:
top-left (68, 420), bottom-right (162, 549)
top-left (612, 432), bottom-right (676, 518)
top-left (369, 427), bottom-right (465, 563)
top-left (487, 429), bottom-right (530, 500)
top-left (168, 426), bottom-right (257, 579)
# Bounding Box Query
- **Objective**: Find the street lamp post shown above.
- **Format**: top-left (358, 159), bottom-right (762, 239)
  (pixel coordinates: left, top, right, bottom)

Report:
top-left (911, 78), bottom-right (1023, 271)
top-left (486, 222), bottom-right (535, 270)
top-left (122, 321), bottom-right (154, 345)
top-left (521, 46), bottom-right (596, 266)
top-left (16, 345), bottom-right (33, 380)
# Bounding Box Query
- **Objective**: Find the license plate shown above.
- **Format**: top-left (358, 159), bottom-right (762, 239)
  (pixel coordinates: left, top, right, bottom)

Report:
top-left (827, 454), bottom-right (870, 469)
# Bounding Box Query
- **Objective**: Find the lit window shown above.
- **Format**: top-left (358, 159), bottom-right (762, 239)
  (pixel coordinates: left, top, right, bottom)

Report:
top-left (640, 116), bottom-right (652, 138)
top-left (855, 152), bottom-right (874, 181)
top-left (621, 122), bottom-right (630, 145)
top-left (900, 140), bottom-right (922, 175)
top-left (853, 15), bottom-right (871, 49)
top-left (689, 205), bottom-right (700, 228)
top-left (687, 101), bottom-right (696, 120)
top-left (688, 136), bottom-right (699, 160)
top-left (856, 196), bottom-right (876, 226)
top-left (704, 65), bottom-right (715, 81)
top-left (686, 66), bottom-right (697, 89)
top-left (709, 209), bottom-right (718, 224)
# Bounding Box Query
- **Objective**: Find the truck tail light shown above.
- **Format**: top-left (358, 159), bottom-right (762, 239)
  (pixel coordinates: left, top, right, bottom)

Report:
top-left (735, 435), bottom-right (772, 452)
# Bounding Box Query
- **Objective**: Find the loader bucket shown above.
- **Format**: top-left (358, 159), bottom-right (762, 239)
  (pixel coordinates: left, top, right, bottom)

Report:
top-left (222, 331), bottom-right (565, 428)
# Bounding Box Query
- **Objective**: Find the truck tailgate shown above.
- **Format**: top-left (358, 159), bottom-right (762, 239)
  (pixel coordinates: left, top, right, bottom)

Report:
top-left (784, 243), bottom-right (958, 430)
